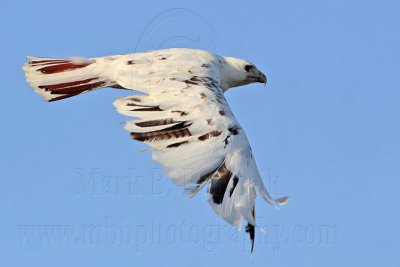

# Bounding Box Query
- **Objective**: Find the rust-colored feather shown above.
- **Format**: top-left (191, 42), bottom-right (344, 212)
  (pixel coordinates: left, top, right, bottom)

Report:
top-left (48, 81), bottom-right (105, 94)
top-left (130, 122), bottom-right (192, 142)
top-left (38, 78), bottom-right (98, 91)
top-left (37, 62), bottom-right (92, 74)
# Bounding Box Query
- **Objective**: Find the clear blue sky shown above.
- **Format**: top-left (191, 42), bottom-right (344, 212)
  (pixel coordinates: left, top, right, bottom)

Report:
top-left (1, 0), bottom-right (399, 266)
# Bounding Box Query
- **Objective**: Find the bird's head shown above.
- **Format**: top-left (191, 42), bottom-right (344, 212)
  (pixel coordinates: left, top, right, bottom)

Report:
top-left (220, 57), bottom-right (267, 91)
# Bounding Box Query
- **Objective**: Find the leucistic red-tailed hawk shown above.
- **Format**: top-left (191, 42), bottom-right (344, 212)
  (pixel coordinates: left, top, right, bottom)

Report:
top-left (23, 48), bottom-right (288, 252)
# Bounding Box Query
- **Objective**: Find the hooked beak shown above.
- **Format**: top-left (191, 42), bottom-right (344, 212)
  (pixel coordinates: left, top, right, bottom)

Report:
top-left (247, 71), bottom-right (267, 85)
top-left (246, 71), bottom-right (267, 86)
top-left (257, 72), bottom-right (267, 85)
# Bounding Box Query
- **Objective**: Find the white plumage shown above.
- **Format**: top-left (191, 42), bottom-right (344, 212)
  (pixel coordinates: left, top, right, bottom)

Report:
top-left (23, 48), bottom-right (288, 252)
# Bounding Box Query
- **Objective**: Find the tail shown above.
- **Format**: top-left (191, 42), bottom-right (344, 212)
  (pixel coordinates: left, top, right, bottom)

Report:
top-left (23, 56), bottom-right (116, 102)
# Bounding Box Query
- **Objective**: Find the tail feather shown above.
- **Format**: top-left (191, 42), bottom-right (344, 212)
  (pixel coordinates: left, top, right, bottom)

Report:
top-left (23, 56), bottom-right (114, 101)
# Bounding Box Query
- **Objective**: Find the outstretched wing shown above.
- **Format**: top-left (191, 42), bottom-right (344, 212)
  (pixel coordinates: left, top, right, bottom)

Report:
top-left (112, 49), bottom-right (288, 252)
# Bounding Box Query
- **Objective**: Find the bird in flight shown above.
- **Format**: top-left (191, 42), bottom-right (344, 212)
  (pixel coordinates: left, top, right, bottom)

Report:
top-left (23, 48), bottom-right (288, 252)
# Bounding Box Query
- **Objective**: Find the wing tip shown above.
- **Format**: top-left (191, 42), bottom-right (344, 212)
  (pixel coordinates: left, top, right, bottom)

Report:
top-left (275, 196), bottom-right (289, 206)
top-left (245, 223), bottom-right (255, 253)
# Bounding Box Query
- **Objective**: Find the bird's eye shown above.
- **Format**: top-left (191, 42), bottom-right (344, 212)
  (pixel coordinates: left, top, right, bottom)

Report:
top-left (244, 65), bottom-right (253, 72)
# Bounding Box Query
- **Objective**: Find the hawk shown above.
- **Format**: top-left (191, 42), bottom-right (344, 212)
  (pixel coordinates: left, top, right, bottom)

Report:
top-left (23, 48), bottom-right (288, 252)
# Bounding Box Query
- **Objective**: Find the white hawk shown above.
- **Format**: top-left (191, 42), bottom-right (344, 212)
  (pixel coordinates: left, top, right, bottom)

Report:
top-left (23, 48), bottom-right (288, 252)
